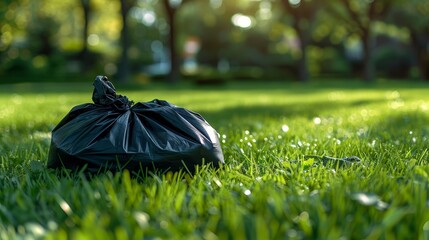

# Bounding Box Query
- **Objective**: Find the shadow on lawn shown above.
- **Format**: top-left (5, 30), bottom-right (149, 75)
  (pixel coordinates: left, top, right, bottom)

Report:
top-left (367, 110), bottom-right (429, 140)
top-left (2, 80), bottom-right (429, 94)
top-left (199, 98), bottom-right (387, 126)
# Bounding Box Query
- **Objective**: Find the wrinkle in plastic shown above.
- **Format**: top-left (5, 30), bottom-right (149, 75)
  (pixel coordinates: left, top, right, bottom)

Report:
top-left (47, 76), bottom-right (224, 173)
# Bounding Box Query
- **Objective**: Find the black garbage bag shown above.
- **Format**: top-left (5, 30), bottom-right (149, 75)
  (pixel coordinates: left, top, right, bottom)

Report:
top-left (47, 76), bottom-right (224, 173)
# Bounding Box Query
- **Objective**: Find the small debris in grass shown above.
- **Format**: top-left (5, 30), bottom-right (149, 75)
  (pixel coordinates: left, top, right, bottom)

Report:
top-left (304, 155), bottom-right (362, 167)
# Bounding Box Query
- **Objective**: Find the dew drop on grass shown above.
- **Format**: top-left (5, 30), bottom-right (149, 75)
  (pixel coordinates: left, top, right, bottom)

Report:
top-left (287, 229), bottom-right (299, 238)
top-left (25, 223), bottom-right (46, 237)
top-left (59, 200), bottom-right (72, 215)
top-left (213, 177), bottom-right (222, 187)
top-left (387, 91), bottom-right (400, 99)
top-left (244, 189), bottom-right (251, 196)
top-left (94, 191), bottom-right (101, 200)
top-left (376, 201), bottom-right (389, 211)
top-left (47, 221), bottom-right (58, 231)
top-left (313, 117), bottom-right (322, 125)
top-left (282, 125), bottom-right (289, 132)
top-left (353, 193), bottom-right (379, 205)
top-left (351, 192), bottom-right (388, 210)
top-left (423, 221), bottom-right (429, 231)
top-left (160, 220), bottom-right (169, 229)
top-left (134, 211), bottom-right (150, 228)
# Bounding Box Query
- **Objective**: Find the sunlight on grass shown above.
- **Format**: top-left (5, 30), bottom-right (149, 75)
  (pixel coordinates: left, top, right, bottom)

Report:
top-left (0, 82), bottom-right (429, 239)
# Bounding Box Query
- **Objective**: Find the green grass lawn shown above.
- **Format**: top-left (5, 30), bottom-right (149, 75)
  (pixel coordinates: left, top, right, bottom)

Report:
top-left (1, 81), bottom-right (429, 239)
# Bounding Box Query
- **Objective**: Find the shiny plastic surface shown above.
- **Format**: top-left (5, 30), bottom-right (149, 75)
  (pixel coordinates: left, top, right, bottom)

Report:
top-left (47, 76), bottom-right (224, 173)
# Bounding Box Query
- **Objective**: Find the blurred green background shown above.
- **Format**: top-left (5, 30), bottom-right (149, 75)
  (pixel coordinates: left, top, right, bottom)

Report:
top-left (1, 0), bottom-right (428, 84)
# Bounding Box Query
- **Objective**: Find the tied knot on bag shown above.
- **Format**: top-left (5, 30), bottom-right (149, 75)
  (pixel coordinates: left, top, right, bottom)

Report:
top-left (92, 76), bottom-right (134, 111)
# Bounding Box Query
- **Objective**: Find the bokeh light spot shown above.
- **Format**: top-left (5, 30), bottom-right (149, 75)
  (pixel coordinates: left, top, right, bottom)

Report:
top-left (232, 14), bottom-right (253, 29)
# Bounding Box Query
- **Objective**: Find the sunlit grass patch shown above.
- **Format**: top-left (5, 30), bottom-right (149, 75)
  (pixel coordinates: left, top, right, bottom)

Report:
top-left (0, 81), bottom-right (429, 239)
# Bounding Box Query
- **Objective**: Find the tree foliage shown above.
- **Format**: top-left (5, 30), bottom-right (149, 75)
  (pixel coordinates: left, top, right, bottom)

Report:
top-left (0, 0), bottom-right (427, 82)
top-left (325, 0), bottom-right (396, 81)
top-left (388, 0), bottom-right (429, 80)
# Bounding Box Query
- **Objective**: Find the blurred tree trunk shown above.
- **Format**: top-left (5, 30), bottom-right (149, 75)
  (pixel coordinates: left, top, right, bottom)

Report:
top-left (162, 0), bottom-right (179, 83)
top-left (361, 30), bottom-right (374, 82)
top-left (118, 0), bottom-right (135, 83)
top-left (161, 0), bottom-right (194, 83)
top-left (281, 0), bottom-right (320, 82)
top-left (410, 31), bottom-right (429, 80)
top-left (80, 0), bottom-right (91, 71)
top-left (327, 0), bottom-right (393, 82)
top-left (294, 22), bottom-right (309, 82)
